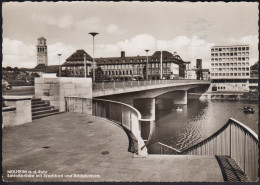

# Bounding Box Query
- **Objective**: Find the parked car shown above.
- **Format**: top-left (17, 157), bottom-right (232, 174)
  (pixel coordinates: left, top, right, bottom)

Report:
top-left (2, 79), bottom-right (12, 90)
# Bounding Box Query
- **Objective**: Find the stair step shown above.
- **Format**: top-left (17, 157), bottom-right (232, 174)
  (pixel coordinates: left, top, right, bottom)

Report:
top-left (32, 103), bottom-right (50, 108)
top-left (31, 100), bottom-right (47, 105)
top-left (32, 112), bottom-right (64, 120)
top-left (32, 106), bottom-right (55, 112)
top-left (32, 109), bottom-right (59, 116)
top-left (31, 98), bottom-right (41, 102)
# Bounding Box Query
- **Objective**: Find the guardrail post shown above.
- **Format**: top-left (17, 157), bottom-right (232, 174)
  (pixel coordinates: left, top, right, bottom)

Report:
top-left (113, 81), bottom-right (115, 90)
top-left (230, 123), bottom-right (232, 157)
top-left (244, 133), bottom-right (246, 173)
top-left (150, 79), bottom-right (151, 85)
top-left (138, 80), bottom-right (139, 87)
top-left (131, 81), bottom-right (132, 88)
top-left (123, 80), bottom-right (125, 89)
top-left (102, 81), bottom-right (104, 91)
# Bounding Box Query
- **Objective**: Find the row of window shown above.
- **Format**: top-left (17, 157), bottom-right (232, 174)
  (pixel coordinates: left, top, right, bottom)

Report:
top-left (211, 52), bottom-right (249, 57)
top-left (99, 63), bottom-right (172, 69)
top-left (212, 79), bottom-right (248, 83)
top-left (211, 57), bottom-right (249, 62)
top-left (98, 57), bottom-right (177, 64)
top-left (212, 68), bottom-right (250, 72)
top-left (211, 62), bottom-right (249, 67)
top-left (211, 73), bottom-right (250, 77)
top-left (37, 47), bottom-right (46, 52)
top-left (211, 47), bottom-right (249, 52)
top-left (103, 69), bottom-right (170, 76)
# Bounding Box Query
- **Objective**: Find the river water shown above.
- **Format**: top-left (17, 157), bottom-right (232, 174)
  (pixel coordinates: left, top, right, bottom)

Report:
top-left (113, 96), bottom-right (258, 152)
top-left (150, 98), bottom-right (258, 151)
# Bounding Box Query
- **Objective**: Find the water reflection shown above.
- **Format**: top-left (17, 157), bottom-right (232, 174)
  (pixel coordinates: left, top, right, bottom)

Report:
top-left (105, 95), bottom-right (258, 152)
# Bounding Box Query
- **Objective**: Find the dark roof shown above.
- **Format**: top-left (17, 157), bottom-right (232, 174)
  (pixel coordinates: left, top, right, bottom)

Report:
top-left (66, 49), bottom-right (93, 61)
top-left (95, 51), bottom-right (185, 65)
top-left (38, 36), bottom-right (46, 40)
top-left (62, 49), bottom-right (93, 67)
top-left (34, 64), bottom-right (59, 73)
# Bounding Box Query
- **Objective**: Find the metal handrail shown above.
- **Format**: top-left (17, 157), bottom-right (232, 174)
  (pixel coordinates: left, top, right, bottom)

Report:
top-left (93, 79), bottom-right (210, 91)
top-left (147, 118), bottom-right (258, 181)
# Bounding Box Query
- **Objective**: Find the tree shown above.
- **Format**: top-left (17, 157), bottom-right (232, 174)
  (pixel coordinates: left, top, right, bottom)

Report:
top-left (90, 67), bottom-right (110, 81)
top-left (250, 61), bottom-right (259, 70)
top-left (6, 66), bottom-right (13, 71)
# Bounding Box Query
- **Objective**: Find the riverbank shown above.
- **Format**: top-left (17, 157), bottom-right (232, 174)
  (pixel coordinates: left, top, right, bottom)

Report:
top-left (200, 91), bottom-right (258, 100)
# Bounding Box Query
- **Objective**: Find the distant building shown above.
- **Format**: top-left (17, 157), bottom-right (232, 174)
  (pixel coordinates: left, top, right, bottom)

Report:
top-left (37, 37), bottom-right (48, 66)
top-left (62, 50), bottom-right (186, 80)
top-left (61, 49), bottom-right (93, 77)
top-left (210, 45), bottom-right (250, 92)
top-left (184, 59), bottom-right (210, 80)
top-left (95, 51), bottom-right (186, 80)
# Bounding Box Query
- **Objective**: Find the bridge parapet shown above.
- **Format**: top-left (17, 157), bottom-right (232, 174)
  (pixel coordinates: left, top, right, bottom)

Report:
top-left (148, 118), bottom-right (258, 181)
top-left (64, 96), bottom-right (152, 157)
top-left (93, 79), bottom-right (210, 97)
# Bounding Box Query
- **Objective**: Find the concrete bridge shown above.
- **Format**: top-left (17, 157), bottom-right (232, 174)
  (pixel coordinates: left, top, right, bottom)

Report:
top-left (93, 79), bottom-right (210, 104)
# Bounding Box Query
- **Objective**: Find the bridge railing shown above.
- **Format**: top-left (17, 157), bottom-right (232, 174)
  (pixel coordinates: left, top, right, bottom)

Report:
top-left (93, 79), bottom-right (210, 91)
top-left (148, 118), bottom-right (258, 181)
top-left (64, 96), bottom-right (152, 157)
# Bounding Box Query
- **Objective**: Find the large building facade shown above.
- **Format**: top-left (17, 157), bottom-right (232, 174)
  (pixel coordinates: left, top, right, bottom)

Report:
top-left (210, 45), bottom-right (251, 92)
top-left (62, 49), bottom-right (92, 77)
top-left (37, 37), bottom-right (48, 66)
top-left (62, 50), bottom-right (186, 80)
top-left (96, 51), bottom-right (185, 80)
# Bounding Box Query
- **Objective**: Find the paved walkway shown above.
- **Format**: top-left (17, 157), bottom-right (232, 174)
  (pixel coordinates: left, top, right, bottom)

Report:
top-left (2, 113), bottom-right (224, 182)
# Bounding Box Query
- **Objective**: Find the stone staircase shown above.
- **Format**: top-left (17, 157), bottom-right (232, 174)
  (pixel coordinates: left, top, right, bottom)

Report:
top-left (32, 98), bottom-right (62, 120)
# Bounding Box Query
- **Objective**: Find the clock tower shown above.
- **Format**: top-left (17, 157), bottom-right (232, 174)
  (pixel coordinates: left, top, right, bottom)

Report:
top-left (37, 37), bottom-right (48, 66)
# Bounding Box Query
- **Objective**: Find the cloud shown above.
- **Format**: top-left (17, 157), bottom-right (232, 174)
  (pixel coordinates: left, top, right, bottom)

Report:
top-left (95, 34), bottom-right (214, 68)
top-left (105, 24), bottom-right (126, 35)
top-left (31, 14), bottom-right (74, 29)
top-left (48, 42), bottom-right (76, 65)
top-left (75, 17), bottom-right (102, 32)
top-left (4, 34), bottom-right (258, 69)
top-left (95, 34), bottom-right (258, 69)
top-left (3, 38), bottom-right (36, 68)
top-left (2, 38), bottom-right (76, 68)
top-left (106, 24), bottom-right (119, 33)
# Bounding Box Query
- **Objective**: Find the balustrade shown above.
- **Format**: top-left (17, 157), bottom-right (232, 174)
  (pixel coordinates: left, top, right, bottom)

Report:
top-left (148, 118), bottom-right (258, 181)
top-left (64, 96), bottom-right (152, 157)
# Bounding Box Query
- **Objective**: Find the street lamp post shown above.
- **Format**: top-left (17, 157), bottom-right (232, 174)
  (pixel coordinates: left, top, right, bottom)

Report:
top-left (57, 54), bottom-right (62, 77)
top-left (89, 32), bottom-right (99, 82)
top-left (84, 53), bottom-right (86, 78)
top-left (145, 49), bottom-right (149, 80)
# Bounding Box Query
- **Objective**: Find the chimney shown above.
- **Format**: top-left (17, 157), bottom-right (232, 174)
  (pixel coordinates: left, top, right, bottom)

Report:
top-left (121, 51), bottom-right (125, 58)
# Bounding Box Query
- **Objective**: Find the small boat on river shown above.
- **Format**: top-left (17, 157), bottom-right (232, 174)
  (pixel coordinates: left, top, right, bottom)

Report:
top-left (243, 106), bottom-right (254, 114)
top-left (172, 107), bottom-right (183, 112)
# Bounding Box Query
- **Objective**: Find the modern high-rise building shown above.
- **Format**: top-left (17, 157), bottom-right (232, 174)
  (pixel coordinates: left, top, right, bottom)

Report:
top-left (37, 37), bottom-right (48, 66)
top-left (210, 45), bottom-right (250, 92)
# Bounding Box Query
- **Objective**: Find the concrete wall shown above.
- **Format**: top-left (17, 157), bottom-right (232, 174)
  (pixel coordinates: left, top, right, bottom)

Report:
top-left (3, 96), bottom-right (32, 128)
top-left (35, 77), bottom-right (92, 112)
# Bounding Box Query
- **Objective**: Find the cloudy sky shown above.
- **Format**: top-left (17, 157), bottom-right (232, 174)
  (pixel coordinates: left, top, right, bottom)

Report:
top-left (2, 1), bottom-right (259, 68)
